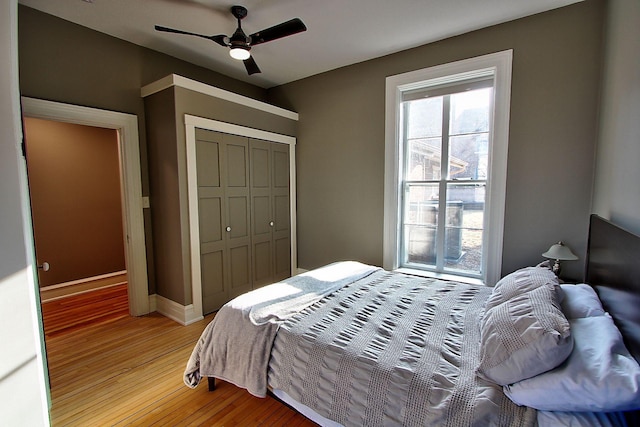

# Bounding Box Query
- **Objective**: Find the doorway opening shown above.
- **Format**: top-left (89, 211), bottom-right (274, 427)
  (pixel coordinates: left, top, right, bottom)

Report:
top-left (21, 97), bottom-right (149, 317)
top-left (24, 117), bottom-right (130, 335)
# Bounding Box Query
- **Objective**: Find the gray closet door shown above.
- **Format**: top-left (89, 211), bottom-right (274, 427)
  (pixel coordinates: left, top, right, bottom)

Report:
top-left (250, 139), bottom-right (291, 288)
top-left (196, 129), bottom-right (252, 314)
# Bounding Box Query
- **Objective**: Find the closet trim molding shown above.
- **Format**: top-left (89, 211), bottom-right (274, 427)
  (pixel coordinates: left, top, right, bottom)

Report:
top-left (141, 74), bottom-right (299, 121)
top-left (184, 114), bottom-right (297, 318)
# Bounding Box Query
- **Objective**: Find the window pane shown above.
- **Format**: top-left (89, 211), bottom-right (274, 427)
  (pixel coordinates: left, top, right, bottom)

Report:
top-left (407, 138), bottom-right (442, 180)
top-left (406, 97), bottom-right (443, 139)
top-left (444, 183), bottom-right (485, 274)
top-left (449, 88), bottom-right (492, 135)
top-left (448, 133), bottom-right (489, 179)
top-left (403, 184), bottom-right (438, 266)
top-left (400, 87), bottom-right (492, 278)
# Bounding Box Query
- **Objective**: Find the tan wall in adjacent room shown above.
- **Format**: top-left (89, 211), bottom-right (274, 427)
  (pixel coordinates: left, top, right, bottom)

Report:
top-left (24, 117), bottom-right (126, 287)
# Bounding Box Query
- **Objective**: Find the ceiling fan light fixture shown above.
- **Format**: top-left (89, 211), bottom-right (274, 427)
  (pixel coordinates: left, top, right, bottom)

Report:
top-left (154, 5), bottom-right (306, 75)
top-left (229, 47), bottom-right (250, 60)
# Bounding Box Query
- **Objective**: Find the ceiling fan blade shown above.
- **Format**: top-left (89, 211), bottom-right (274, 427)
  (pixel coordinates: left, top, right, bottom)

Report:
top-left (243, 56), bottom-right (261, 75)
top-left (155, 25), bottom-right (227, 47)
top-left (249, 18), bottom-right (306, 46)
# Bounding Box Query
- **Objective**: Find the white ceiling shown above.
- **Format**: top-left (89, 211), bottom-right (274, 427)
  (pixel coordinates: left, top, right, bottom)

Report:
top-left (19, 0), bottom-right (583, 89)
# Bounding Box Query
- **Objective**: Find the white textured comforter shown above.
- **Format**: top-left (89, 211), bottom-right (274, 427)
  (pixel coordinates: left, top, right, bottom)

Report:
top-left (268, 269), bottom-right (536, 426)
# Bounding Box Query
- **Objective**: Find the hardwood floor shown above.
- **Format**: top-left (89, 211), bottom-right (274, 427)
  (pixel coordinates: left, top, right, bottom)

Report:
top-left (41, 283), bottom-right (130, 337)
top-left (43, 292), bottom-right (317, 426)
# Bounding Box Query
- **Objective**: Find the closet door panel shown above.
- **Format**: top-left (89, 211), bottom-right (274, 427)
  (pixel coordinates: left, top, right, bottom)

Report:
top-left (226, 194), bottom-right (252, 298)
top-left (226, 135), bottom-right (248, 188)
top-left (228, 245), bottom-right (251, 299)
top-left (195, 131), bottom-right (229, 314)
top-left (196, 139), bottom-right (220, 187)
top-left (273, 148), bottom-right (289, 189)
top-left (274, 236), bottom-right (291, 281)
top-left (253, 196), bottom-right (271, 236)
top-left (251, 144), bottom-right (270, 189)
top-left (274, 194), bottom-right (290, 233)
top-left (201, 250), bottom-right (225, 314)
top-left (227, 196), bottom-right (249, 239)
top-left (198, 196), bottom-right (223, 243)
top-left (272, 142), bottom-right (291, 282)
top-left (224, 134), bottom-right (252, 298)
top-left (253, 241), bottom-right (272, 286)
top-left (250, 139), bottom-right (274, 287)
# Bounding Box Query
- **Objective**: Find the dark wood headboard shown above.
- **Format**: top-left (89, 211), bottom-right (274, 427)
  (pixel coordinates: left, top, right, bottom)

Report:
top-left (585, 214), bottom-right (640, 363)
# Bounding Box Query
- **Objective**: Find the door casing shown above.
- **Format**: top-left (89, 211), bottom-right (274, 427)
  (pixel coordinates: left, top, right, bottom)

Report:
top-left (21, 97), bottom-right (150, 316)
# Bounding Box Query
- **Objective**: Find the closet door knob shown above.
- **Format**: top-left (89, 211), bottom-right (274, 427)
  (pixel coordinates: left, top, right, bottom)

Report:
top-left (38, 262), bottom-right (50, 272)
top-left (269, 221), bottom-right (274, 227)
top-left (226, 226), bottom-right (232, 232)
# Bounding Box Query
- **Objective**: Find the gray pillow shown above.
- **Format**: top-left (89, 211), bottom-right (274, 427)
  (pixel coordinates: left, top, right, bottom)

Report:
top-left (478, 284), bottom-right (573, 385)
top-left (484, 266), bottom-right (560, 312)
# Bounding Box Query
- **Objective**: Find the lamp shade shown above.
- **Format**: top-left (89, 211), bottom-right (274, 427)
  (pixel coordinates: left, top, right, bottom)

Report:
top-left (542, 242), bottom-right (578, 261)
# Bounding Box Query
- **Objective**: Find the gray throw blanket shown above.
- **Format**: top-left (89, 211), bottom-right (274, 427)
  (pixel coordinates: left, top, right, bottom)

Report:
top-left (183, 261), bottom-right (381, 397)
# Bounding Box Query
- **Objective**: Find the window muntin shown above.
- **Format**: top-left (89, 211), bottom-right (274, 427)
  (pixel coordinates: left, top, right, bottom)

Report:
top-left (400, 86), bottom-right (492, 279)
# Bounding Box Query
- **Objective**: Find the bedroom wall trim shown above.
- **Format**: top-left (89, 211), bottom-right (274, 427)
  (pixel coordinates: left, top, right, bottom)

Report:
top-left (152, 293), bottom-right (202, 326)
top-left (40, 270), bottom-right (127, 302)
top-left (184, 114), bottom-right (298, 319)
top-left (140, 74), bottom-right (299, 121)
top-left (21, 97), bottom-right (150, 316)
top-left (383, 50), bottom-right (513, 286)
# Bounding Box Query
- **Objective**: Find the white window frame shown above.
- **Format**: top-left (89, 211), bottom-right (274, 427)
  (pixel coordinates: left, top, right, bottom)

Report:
top-left (383, 50), bottom-right (513, 286)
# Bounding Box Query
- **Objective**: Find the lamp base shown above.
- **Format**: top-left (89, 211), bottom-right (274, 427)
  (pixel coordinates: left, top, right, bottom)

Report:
top-left (552, 259), bottom-right (561, 276)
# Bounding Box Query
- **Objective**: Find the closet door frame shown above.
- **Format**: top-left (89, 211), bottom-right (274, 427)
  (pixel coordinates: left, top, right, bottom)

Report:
top-left (185, 114), bottom-right (297, 318)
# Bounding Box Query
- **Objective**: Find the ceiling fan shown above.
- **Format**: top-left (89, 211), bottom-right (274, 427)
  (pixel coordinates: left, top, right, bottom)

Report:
top-left (155, 5), bottom-right (307, 75)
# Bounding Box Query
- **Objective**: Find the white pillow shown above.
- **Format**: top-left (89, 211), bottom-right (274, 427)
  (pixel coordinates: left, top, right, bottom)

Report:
top-left (504, 314), bottom-right (640, 412)
top-left (560, 284), bottom-right (605, 319)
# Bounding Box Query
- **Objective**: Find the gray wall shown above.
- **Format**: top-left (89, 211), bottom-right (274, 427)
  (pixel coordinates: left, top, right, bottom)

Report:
top-left (593, 0), bottom-right (640, 235)
top-left (18, 5), bottom-right (269, 294)
top-left (1, 2), bottom-right (49, 425)
top-left (269, 0), bottom-right (606, 281)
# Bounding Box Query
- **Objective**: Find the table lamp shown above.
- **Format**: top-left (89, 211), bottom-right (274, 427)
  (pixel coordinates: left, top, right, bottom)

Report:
top-left (542, 241), bottom-right (578, 276)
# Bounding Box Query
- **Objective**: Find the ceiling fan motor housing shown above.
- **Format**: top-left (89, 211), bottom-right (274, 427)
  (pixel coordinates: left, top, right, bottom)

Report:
top-left (229, 6), bottom-right (250, 49)
top-left (231, 5), bottom-right (248, 20)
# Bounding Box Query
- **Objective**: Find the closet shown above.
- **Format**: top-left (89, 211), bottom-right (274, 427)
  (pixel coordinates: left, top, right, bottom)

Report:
top-left (195, 129), bottom-right (291, 313)
top-left (143, 75), bottom-right (297, 322)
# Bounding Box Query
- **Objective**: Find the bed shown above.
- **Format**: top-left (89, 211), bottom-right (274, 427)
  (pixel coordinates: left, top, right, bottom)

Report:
top-left (184, 214), bottom-right (640, 426)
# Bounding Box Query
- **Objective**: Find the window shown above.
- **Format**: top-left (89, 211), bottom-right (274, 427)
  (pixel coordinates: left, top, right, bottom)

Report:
top-left (384, 51), bottom-right (513, 285)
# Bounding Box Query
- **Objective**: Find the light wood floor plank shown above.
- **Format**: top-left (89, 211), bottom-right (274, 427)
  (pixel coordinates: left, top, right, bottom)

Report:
top-left (42, 284), bottom-right (129, 337)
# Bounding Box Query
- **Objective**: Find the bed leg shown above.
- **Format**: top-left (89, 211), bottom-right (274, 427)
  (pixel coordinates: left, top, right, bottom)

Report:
top-left (207, 377), bottom-right (216, 391)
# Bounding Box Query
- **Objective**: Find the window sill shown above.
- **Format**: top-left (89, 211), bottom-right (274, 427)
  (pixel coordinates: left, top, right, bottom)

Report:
top-left (394, 267), bottom-right (486, 286)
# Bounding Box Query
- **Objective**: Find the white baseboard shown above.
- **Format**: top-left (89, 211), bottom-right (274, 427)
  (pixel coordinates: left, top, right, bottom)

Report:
top-left (152, 294), bottom-right (204, 326)
top-left (40, 270), bottom-right (127, 302)
top-left (148, 294), bottom-right (157, 313)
